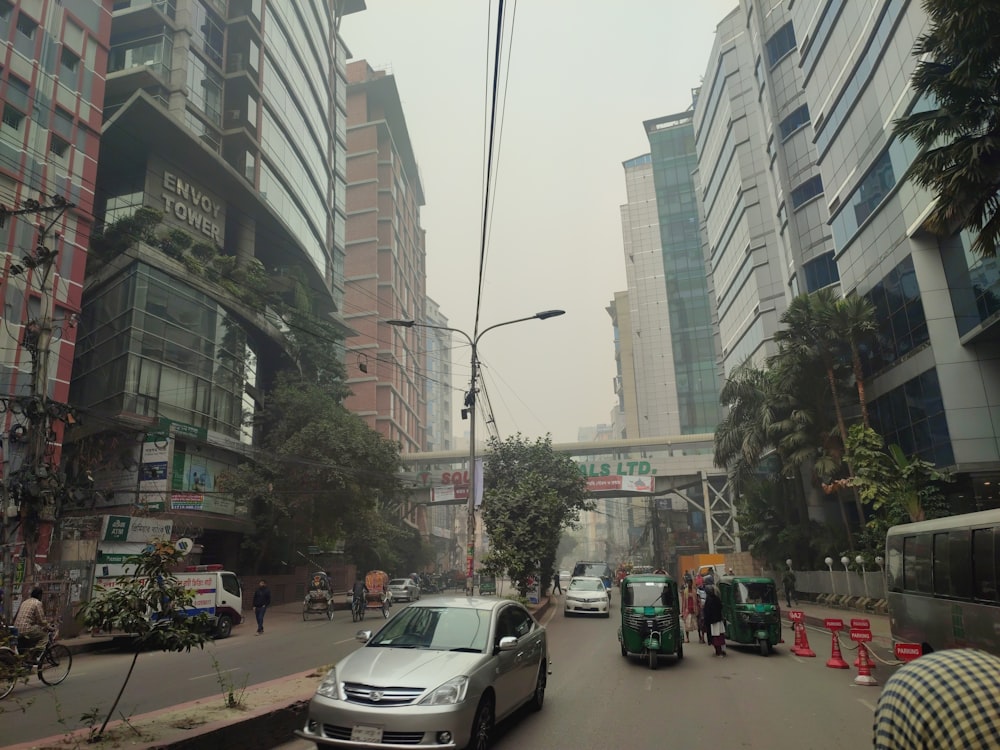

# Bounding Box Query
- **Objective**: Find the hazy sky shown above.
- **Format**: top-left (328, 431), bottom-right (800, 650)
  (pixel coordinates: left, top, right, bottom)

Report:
top-left (343, 1), bottom-right (738, 445)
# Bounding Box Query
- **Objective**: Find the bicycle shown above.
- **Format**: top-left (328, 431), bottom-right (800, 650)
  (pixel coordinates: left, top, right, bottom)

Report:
top-left (0, 627), bottom-right (72, 700)
top-left (351, 594), bottom-right (365, 623)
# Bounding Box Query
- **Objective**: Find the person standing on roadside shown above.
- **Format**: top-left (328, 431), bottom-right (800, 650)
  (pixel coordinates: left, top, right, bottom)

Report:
top-left (682, 583), bottom-right (698, 643)
top-left (782, 568), bottom-right (797, 608)
top-left (252, 579), bottom-right (271, 635)
top-left (552, 570), bottom-right (563, 596)
top-left (873, 649), bottom-right (1000, 749)
top-left (703, 585), bottom-right (726, 656)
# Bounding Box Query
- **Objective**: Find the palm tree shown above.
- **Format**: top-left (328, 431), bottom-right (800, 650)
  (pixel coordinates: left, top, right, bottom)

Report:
top-left (822, 295), bottom-right (877, 426)
top-left (714, 362), bottom-right (777, 495)
top-left (893, 0), bottom-right (1000, 257)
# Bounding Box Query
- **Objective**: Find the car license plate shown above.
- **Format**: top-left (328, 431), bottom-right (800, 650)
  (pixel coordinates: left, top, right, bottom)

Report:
top-left (351, 725), bottom-right (383, 742)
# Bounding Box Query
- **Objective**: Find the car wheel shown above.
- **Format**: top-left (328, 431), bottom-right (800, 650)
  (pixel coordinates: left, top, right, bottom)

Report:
top-left (465, 695), bottom-right (494, 750)
top-left (620, 642), bottom-right (627, 657)
top-left (529, 664), bottom-right (546, 712)
top-left (676, 641), bottom-right (684, 660)
top-left (215, 615), bottom-right (233, 639)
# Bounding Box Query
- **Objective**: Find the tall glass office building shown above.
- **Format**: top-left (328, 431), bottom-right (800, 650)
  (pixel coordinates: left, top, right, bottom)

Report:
top-left (67, 0), bottom-right (363, 566)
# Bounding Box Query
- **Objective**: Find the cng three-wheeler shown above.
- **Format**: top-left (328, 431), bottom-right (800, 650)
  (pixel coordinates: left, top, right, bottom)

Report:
top-left (717, 575), bottom-right (781, 655)
top-left (618, 573), bottom-right (683, 669)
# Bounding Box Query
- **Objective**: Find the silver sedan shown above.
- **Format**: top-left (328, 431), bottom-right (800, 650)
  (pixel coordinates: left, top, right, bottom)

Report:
top-left (564, 576), bottom-right (611, 617)
top-left (388, 578), bottom-right (421, 602)
top-left (297, 597), bottom-right (548, 750)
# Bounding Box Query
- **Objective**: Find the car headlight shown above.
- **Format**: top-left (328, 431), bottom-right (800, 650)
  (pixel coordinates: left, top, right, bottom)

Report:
top-left (316, 668), bottom-right (344, 700)
top-left (419, 675), bottom-right (469, 706)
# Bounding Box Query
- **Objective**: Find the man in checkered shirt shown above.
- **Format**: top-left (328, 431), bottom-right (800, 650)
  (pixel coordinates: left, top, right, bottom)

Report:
top-left (873, 648), bottom-right (1000, 749)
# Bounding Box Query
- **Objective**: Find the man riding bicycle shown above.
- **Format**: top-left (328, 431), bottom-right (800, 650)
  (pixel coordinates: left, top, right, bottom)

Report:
top-left (351, 576), bottom-right (369, 613)
top-left (13, 587), bottom-right (52, 655)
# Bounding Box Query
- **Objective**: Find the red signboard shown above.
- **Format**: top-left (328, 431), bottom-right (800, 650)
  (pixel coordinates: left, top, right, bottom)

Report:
top-left (466, 555), bottom-right (474, 578)
top-left (824, 618), bottom-right (844, 630)
top-left (850, 618), bottom-right (871, 630)
top-left (789, 610), bottom-right (804, 622)
top-left (894, 643), bottom-right (922, 661)
top-left (850, 629), bottom-right (873, 643)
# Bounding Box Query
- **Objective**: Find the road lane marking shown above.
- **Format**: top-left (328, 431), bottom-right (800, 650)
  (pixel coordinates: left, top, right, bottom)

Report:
top-left (335, 637), bottom-right (357, 645)
top-left (858, 699), bottom-right (877, 712)
top-left (645, 676), bottom-right (653, 691)
top-left (191, 667), bottom-right (240, 680)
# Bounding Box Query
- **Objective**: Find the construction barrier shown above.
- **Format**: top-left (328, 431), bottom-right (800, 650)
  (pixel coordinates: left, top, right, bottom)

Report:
top-left (850, 627), bottom-right (877, 686)
top-left (824, 618), bottom-right (849, 669)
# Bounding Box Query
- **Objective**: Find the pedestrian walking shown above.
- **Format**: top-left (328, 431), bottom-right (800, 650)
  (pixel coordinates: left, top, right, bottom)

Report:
top-left (552, 571), bottom-right (563, 595)
top-left (703, 585), bottom-right (726, 656)
top-left (682, 583), bottom-right (698, 643)
top-left (252, 579), bottom-right (271, 635)
top-left (696, 584), bottom-right (707, 643)
top-left (782, 569), bottom-right (797, 607)
top-left (873, 648), bottom-right (1000, 749)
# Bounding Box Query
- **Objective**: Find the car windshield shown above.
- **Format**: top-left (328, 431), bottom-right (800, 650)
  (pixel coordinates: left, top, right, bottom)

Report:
top-left (574, 563), bottom-right (611, 579)
top-left (389, 579), bottom-right (409, 586)
top-left (735, 582), bottom-right (777, 605)
top-left (569, 579), bottom-right (605, 592)
top-left (369, 606), bottom-right (490, 652)
top-left (624, 581), bottom-right (674, 607)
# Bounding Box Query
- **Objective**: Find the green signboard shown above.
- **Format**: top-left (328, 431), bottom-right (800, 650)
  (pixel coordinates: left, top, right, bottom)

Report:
top-left (158, 417), bottom-right (207, 441)
top-left (104, 515), bottom-right (131, 542)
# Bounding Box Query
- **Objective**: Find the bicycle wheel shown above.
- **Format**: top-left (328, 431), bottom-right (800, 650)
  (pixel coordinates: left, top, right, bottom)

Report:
top-left (38, 644), bottom-right (72, 686)
top-left (0, 649), bottom-right (17, 699)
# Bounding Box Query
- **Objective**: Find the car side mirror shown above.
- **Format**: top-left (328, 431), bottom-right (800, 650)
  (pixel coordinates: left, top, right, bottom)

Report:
top-left (497, 636), bottom-right (518, 652)
top-left (356, 630), bottom-right (372, 643)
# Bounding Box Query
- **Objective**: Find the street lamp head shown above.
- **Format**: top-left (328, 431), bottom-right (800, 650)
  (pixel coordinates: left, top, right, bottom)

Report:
top-left (855, 555), bottom-right (865, 566)
top-left (534, 309), bottom-right (565, 320)
top-left (785, 558), bottom-right (793, 570)
top-left (387, 319), bottom-right (415, 328)
top-left (840, 556), bottom-right (850, 567)
top-left (824, 557), bottom-right (833, 568)
top-left (874, 556), bottom-right (884, 566)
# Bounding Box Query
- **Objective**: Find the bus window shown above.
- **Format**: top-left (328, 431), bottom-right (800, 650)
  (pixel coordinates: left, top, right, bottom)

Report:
top-left (904, 534), bottom-right (932, 593)
top-left (948, 530), bottom-right (973, 599)
top-left (886, 536), bottom-right (903, 593)
top-left (972, 528), bottom-right (997, 601)
top-left (933, 533), bottom-right (950, 596)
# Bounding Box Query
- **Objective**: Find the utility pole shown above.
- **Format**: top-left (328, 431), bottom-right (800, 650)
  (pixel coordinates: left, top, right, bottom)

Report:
top-left (0, 195), bottom-right (74, 619)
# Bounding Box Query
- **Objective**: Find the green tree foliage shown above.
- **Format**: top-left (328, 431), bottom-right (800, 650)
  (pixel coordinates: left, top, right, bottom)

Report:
top-left (218, 313), bottom-right (404, 573)
top-left (845, 424), bottom-right (952, 554)
top-left (480, 435), bottom-right (593, 597)
top-left (893, 0), bottom-right (1000, 257)
top-left (79, 541), bottom-right (212, 739)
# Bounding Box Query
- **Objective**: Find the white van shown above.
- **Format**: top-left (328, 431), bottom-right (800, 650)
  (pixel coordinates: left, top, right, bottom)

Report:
top-left (95, 564), bottom-right (243, 638)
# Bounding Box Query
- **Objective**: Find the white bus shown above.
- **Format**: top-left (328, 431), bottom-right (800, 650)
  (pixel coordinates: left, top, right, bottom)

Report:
top-left (886, 509), bottom-right (1000, 655)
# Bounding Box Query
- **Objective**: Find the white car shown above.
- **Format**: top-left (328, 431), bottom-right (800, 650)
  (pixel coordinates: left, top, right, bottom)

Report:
top-left (564, 576), bottom-right (610, 617)
top-left (297, 597), bottom-right (548, 749)
top-left (387, 578), bottom-right (420, 602)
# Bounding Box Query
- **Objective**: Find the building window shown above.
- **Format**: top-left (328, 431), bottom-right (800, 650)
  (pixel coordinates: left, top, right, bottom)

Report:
top-left (0, 0), bottom-right (11, 21)
top-left (779, 104), bottom-right (811, 141)
top-left (802, 252), bottom-right (839, 292)
top-left (60, 47), bottom-right (80, 78)
top-left (863, 255), bottom-right (929, 376)
top-left (765, 21), bottom-right (796, 67)
top-left (790, 175), bottom-right (824, 208)
top-left (16, 12), bottom-right (37, 40)
top-left (869, 368), bottom-right (952, 467)
top-left (2, 104), bottom-right (24, 131)
top-left (50, 134), bottom-right (70, 158)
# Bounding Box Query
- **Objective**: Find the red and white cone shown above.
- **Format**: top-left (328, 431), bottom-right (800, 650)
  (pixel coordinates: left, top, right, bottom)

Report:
top-left (792, 622), bottom-right (816, 656)
top-left (826, 631), bottom-right (849, 669)
top-left (854, 643), bottom-right (878, 686)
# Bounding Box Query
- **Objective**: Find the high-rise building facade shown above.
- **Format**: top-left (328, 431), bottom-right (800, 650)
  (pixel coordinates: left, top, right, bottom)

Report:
top-left (696, 0), bottom-right (1000, 506)
top-left (66, 0), bottom-right (362, 566)
top-left (606, 291), bottom-right (640, 440)
top-left (0, 0), bottom-right (113, 572)
top-left (343, 60), bottom-right (426, 453)
top-left (423, 297), bottom-right (452, 452)
top-left (617, 113), bottom-right (722, 437)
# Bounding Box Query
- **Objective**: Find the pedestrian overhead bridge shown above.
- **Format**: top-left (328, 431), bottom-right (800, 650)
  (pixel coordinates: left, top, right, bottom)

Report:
top-left (399, 434), bottom-right (740, 555)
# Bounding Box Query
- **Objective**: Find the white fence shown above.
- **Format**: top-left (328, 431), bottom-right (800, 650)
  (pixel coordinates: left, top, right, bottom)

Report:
top-left (765, 569), bottom-right (886, 600)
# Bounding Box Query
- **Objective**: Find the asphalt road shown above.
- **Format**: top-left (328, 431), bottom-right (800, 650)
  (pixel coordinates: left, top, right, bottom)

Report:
top-left (0, 598), bottom-right (389, 745)
top-left (276, 591), bottom-right (897, 750)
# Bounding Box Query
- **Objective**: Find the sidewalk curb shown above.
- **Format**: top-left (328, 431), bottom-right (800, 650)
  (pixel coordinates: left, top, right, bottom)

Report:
top-left (5, 668), bottom-right (322, 750)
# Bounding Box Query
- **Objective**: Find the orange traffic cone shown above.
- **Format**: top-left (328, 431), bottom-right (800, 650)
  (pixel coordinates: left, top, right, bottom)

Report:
top-left (791, 621), bottom-right (804, 654)
top-left (826, 631), bottom-right (849, 669)
top-left (792, 622), bottom-right (816, 657)
top-left (854, 643), bottom-right (877, 686)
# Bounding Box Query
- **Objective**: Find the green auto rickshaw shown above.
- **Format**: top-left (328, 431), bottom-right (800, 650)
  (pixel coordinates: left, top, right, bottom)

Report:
top-left (717, 575), bottom-right (781, 655)
top-left (617, 573), bottom-right (683, 669)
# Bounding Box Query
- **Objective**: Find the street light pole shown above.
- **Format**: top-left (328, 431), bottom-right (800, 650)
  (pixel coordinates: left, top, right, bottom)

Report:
top-left (389, 309), bottom-right (564, 596)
